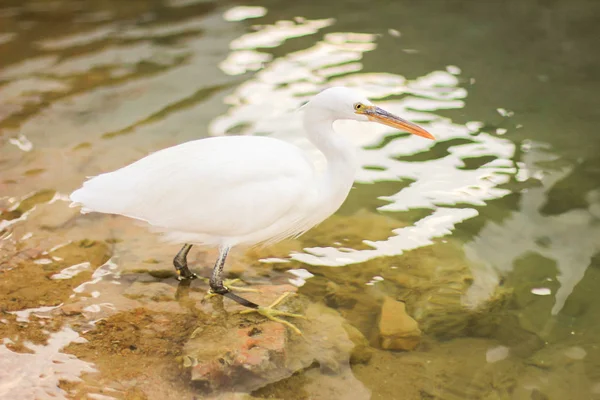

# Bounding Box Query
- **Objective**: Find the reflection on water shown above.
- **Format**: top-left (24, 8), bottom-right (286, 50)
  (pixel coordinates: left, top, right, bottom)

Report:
top-left (465, 142), bottom-right (600, 316)
top-left (0, 327), bottom-right (95, 399)
top-left (213, 26), bottom-right (517, 267)
top-left (1, 0), bottom-right (599, 399)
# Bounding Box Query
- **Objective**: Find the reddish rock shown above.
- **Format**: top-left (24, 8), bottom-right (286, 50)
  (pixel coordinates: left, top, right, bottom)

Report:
top-left (182, 284), bottom-right (369, 393)
top-left (188, 321), bottom-right (287, 387)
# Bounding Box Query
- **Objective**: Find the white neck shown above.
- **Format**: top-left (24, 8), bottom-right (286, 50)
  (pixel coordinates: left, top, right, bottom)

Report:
top-left (303, 108), bottom-right (357, 216)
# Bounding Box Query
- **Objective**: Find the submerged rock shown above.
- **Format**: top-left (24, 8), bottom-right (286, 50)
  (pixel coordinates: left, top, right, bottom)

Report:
top-left (300, 209), bottom-right (407, 251)
top-left (205, 394), bottom-right (266, 400)
top-left (124, 281), bottom-right (177, 301)
top-left (301, 240), bottom-right (512, 342)
top-left (182, 284), bottom-right (370, 393)
top-left (378, 297), bottom-right (421, 351)
top-left (394, 242), bottom-right (510, 340)
top-left (353, 337), bottom-right (525, 399)
top-left (0, 239), bottom-right (111, 311)
top-left (60, 303), bottom-right (84, 316)
top-left (343, 322), bottom-right (373, 364)
top-left (253, 365), bottom-right (371, 400)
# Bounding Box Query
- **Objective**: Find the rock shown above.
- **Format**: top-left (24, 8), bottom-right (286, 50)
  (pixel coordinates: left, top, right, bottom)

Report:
top-left (297, 367), bottom-right (371, 400)
top-left (123, 387), bottom-right (148, 400)
top-left (514, 351), bottom-right (594, 400)
top-left (526, 344), bottom-right (590, 369)
top-left (485, 345), bottom-right (510, 363)
top-left (61, 303), bottom-right (84, 316)
top-left (0, 239), bottom-right (111, 312)
top-left (473, 312), bottom-right (544, 358)
top-left (206, 393), bottom-right (269, 400)
top-left (378, 297), bottom-right (421, 351)
top-left (186, 321), bottom-right (287, 387)
top-left (12, 189), bottom-right (56, 216)
top-left (298, 271), bottom-right (381, 338)
top-left (123, 281), bottom-right (176, 301)
top-left (0, 246), bottom-right (45, 272)
top-left (342, 322), bottom-right (373, 364)
top-left (182, 285), bottom-right (364, 393)
top-left (352, 337), bottom-right (523, 399)
top-left (35, 200), bottom-right (80, 230)
top-left (302, 240), bottom-right (511, 341)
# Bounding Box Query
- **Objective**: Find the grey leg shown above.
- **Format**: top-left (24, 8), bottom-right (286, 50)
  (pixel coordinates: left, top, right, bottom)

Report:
top-left (209, 246), bottom-right (258, 309)
top-left (173, 243), bottom-right (196, 280)
top-left (208, 246), bottom-right (229, 293)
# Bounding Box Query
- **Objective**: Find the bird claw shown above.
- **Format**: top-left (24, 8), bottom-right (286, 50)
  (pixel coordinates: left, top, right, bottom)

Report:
top-left (203, 278), bottom-right (259, 298)
top-left (240, 292), bottom-right (306, 335)
top-left (176, 270), bottom-right (198, 281)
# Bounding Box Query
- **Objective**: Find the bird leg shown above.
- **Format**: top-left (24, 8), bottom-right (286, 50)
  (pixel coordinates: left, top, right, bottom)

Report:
top-left (208, 246), bottom-right (260, 309)
top-left (173, 243), bottom-right (197, 280)
top-left (208, 247), bottom-right (304, 334)
top-left (240, 292), bottom-right (306, 335)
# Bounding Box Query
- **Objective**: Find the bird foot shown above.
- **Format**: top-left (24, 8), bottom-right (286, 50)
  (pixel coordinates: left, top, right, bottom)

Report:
top-left (203, 278), bottom-right (259, 297)
top-left (176, 269), bottom-right (198, 281)
top-left (240, 292), bottom-right (306, 335)
top-left (221, 278), bottom-right (260, 293)
top-left (204, 279), bottom-right (259, 300)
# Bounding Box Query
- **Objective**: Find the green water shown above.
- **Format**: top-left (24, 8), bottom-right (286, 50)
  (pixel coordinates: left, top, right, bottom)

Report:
top-left (1, 0), bottom-right (599, 399)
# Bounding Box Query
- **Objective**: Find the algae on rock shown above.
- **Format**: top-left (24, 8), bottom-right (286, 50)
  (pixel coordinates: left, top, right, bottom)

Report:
top-left (181, 285), bottom-right (371, 394)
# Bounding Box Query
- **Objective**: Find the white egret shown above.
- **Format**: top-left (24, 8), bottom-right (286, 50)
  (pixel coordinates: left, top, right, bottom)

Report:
top-left (70, 87), bottom-right (434, 323)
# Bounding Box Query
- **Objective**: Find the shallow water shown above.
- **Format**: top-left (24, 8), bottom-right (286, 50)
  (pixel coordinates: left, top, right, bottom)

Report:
top-left (1, 0), bottom-right (599, 399)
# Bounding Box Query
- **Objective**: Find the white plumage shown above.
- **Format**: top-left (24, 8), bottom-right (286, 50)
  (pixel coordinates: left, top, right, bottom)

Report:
top-left (71, 135), bottom-right (321, 246)
top-left (70, 87), bottom-right (433, 309)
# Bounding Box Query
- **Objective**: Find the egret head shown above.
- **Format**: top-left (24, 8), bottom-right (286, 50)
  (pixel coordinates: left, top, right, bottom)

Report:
top-left (308, 87), bottom-right (434, 140)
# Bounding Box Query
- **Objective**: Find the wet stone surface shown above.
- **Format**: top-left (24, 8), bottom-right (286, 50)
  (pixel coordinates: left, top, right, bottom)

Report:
top-left (0, 239), bottom-right (111, 312)
top-left (182, 285), bottom-right (366, 393)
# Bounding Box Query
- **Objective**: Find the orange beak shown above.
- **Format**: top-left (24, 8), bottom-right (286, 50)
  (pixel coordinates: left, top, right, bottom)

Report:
top-left (362, 106), bottom-right (435, 140)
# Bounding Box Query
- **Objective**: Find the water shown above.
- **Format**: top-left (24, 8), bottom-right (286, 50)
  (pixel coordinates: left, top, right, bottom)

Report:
top-left (1, 0), bottom-right (599, 399)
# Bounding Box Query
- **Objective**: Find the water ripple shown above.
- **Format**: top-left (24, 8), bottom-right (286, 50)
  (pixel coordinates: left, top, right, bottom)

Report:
top-left (212, 19), bottom-right (517, 267)
top-left (0, 327), bottom-right (95, 400)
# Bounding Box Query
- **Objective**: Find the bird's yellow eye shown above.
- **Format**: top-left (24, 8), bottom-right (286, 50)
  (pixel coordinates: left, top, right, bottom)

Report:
top-left (354, 103), bottom-right (363, 111)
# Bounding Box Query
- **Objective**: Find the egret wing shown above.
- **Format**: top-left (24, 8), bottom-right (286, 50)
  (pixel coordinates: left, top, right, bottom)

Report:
top-left (70, 136), bottom-right (316, 239)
